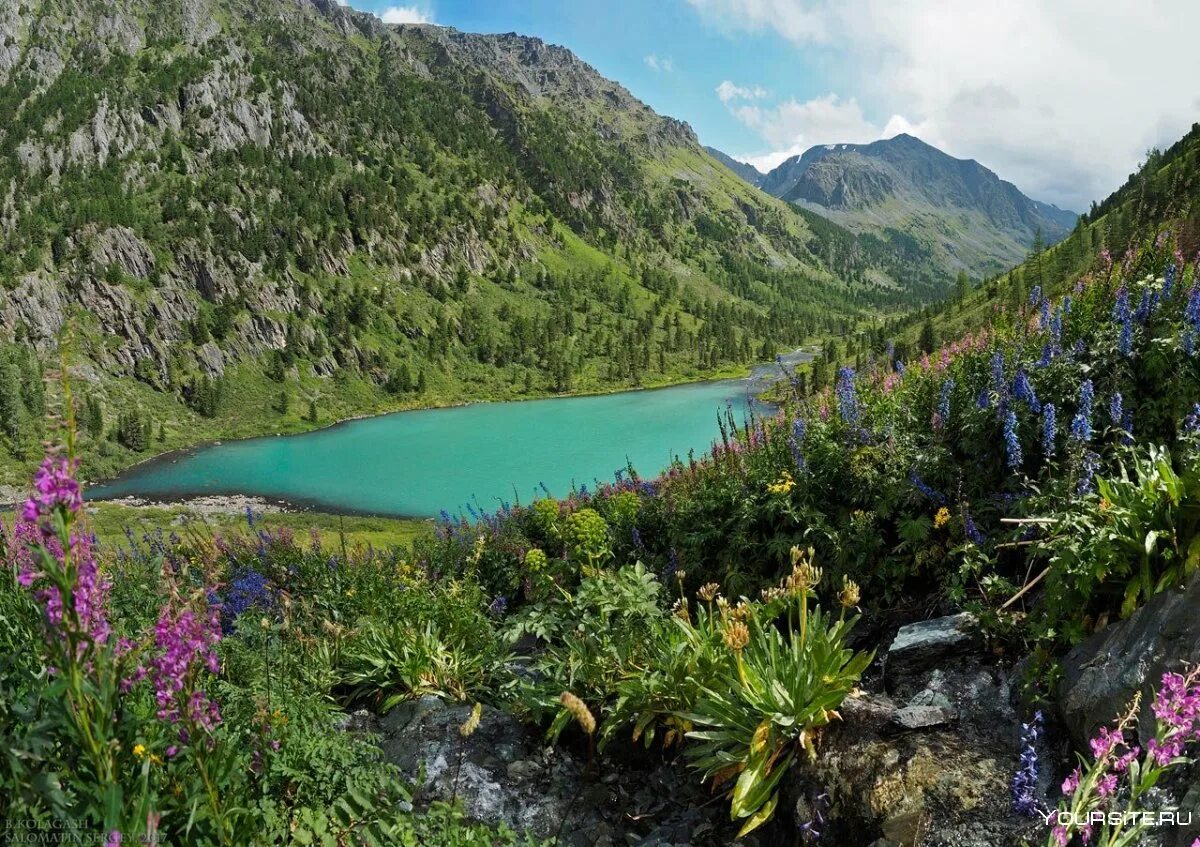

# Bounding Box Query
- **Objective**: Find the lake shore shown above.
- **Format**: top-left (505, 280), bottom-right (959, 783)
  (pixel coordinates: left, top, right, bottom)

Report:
top-left (77, 347), bottom-right (817, 521)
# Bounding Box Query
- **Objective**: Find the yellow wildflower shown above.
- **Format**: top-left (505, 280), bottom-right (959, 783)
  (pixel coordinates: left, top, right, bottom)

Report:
top-left (559, 692), bottom-right (596, 736)
top-left (766, 470), bottom-right (795, 495)
top-left (838, 576), bottom-right (861, 609)
top-left (133, 744), bottom-right (146, 760)
top-left (759, 586), bottom-right (785, 603)
top-left (723, 620), bottom-right (750, 653)
top-left (459, 702), bottom-right (483, 738)
top-left (697, 582), bottom-right (720, 603)
top-left (934, 507), bottom-right (951, 529)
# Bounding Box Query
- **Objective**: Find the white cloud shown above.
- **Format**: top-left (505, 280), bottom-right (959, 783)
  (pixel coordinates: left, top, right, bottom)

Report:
top-left (716, 81), bottom-right (768, 103)
top-left (644, 54), bottom-right (675, 72)
top-left (690, 0), bottom-right (1200, 209)
top-left (688, 0), bottom-right (831, 44)
top-left (381, 5), bottom-right (432, 24)
top-left (730, 92), bottom-right (879, 149)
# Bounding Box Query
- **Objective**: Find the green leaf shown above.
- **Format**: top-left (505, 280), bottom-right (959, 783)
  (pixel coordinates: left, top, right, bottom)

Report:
top-left (737, 792), bottom-right (779, 838)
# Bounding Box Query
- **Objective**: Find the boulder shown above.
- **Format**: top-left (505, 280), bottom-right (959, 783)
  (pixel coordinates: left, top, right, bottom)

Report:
top-left (787, 625), bottom-right (1036, 847)
top-left (884, 613), bottom-right (979, 690)
top-left (369, 695), bottom-right (769, 846)
top-left (1058, 574), bottom-right (1200, 747)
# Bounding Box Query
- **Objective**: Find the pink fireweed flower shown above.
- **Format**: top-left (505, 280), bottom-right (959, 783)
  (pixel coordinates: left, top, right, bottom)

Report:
top-left (146, 602), bottom-right (222, 731)
top-left (1145, 736), bottom-right (1183, 766)
top-left (1061, 767), bottom-right (1082, 795)
top-left (1096, 773), bottom-right (1118, 796)
top-left (1112, 747), bottom-right (1139, 772)
top-left (22, 456), bottom-right (83, 524)
top-left (1151, 670), bottom-right (1200, 735)
top-left (10, 458), bottom-right (112, 654)
top-left (1089, 726), bottom-right (1123, 760)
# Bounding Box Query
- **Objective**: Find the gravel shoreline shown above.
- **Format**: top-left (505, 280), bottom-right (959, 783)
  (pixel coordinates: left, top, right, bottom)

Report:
top-left (88, 494), bottom-right (292, 516)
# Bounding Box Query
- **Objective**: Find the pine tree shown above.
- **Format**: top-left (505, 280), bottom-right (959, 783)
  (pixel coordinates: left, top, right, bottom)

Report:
top-left (83, 396), bottom-right (104, 438)
top-left (0, 355), bottom-right (22, 441)
top-left (919, 319), bottom-right (937, 354)
top-left (954, 271), bottom-right (970, 303)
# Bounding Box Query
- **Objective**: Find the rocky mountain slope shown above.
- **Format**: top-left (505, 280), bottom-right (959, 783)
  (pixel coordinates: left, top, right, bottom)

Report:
top-left (0, 0), bottom-right (934, 480)
top-left (752, 134), bottom-right (1077, 280)
top-left (704, 145), bottom-right (763, 187)
top-left (888, 120), bottom-right (1200, 354)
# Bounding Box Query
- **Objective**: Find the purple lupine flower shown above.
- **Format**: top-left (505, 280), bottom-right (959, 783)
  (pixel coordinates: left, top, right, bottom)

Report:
top-left (220, 569), bottom-right (273, 633)
top-left (1109, 392), bottom-right (1123, 427)
top-left (1134, 288), bottom-right (1151, 323)
top-left (1184, 287), bottom-right (1200, 355)
top-left (1011, 710), bottom-right (1044, 817)
top-left (835, 367), bottom-right (860, 424)
top-left (1113, 287), bottom-right (1133, 356)
top-left (488, 595), bottom-right (508, 617)
top-left (1184, 403), bottom-right (1200, 434)
top-left (1039, 298), bottom-right (1051, 332)
top-left (631, 526), bottom-right (645, 552)
top-left (1120, 410), bottom-right (1134, 445)
top-left (1012, 369), bottom-right (1040, 413)
top-left (1070, 380), bottom-right (1094, 442)
top-left (909, 470), bottom-right (945, 504)
top-left (1028, 285), bottom-right (1042, 307)
top-left (1004, 409), bottom-right (1023, 469)
top-left (991, 351), bottom-right (1006, 395)
top-left (662, 548), bottom-right (679, 582)
top-left (964, 513), bottom-right (986, 545)
top-left (1041, 404), bottom-right (1057, 456)
top-left (1163, 264), bottom-right (1177, 300)
top-left (1078, 450), bottom-right (1101, 494)
top-left (790, 416), bottom-right (807, 471)
top-left (937, 378), bottom-right (954, 425)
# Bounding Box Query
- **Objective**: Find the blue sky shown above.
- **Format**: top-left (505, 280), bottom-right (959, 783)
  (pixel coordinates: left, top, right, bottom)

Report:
top-left (342, 1), bottom-right (1200, 212)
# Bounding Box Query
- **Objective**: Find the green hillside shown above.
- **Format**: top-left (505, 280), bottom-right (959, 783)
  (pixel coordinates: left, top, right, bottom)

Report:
top-left (0, 0), bottom-right (951, 484)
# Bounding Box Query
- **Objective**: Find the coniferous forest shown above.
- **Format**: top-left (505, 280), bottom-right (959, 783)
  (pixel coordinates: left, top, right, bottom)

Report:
top-left (1, 1), bottom-right (1200, 845)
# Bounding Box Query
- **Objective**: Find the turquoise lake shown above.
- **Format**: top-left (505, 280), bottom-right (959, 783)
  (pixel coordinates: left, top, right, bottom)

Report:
top-left (89, 379), bottom-right (762, 518)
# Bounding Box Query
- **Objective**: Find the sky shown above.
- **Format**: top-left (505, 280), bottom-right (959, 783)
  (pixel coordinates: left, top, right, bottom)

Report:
top-left (341, 0), bottom-right (1200, 213)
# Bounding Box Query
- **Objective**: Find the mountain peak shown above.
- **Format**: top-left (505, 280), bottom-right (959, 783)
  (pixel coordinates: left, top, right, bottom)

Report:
top-left (758, 134), bottom-right (1077, 278)
top-left (704, 146), bottom-right (765, 186)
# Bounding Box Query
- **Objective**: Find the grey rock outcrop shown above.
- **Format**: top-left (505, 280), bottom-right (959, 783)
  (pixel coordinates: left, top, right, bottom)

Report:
top-left (370, 695), bottom-right (767, 846)
top-left (884, 612), bottom-right (979, 688)
top-left (787, 615), bottom-right (1035, 847)
top-left (1058, 573), bottom-right (1200, 747)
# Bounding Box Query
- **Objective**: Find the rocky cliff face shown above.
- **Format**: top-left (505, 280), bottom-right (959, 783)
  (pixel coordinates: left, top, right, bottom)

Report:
top-left (0, 0), bottom-right (847, 415)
